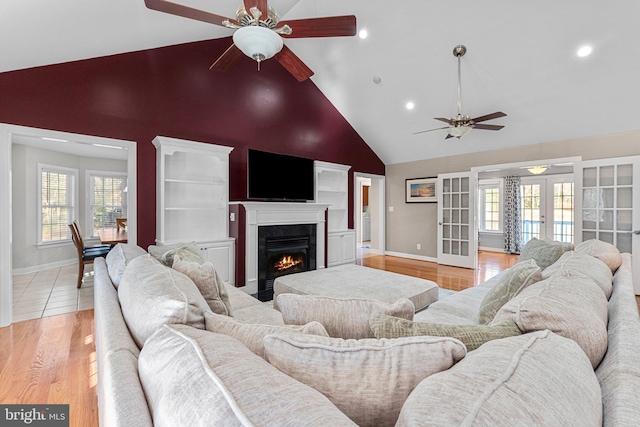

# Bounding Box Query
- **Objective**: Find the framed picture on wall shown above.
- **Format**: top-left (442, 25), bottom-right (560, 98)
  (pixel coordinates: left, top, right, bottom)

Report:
top-left (406, 177), bottom-right (437, 203)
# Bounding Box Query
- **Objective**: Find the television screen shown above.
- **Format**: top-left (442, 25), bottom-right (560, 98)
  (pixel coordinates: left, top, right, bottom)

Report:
top-left (247, 149), bottom-right (315, 201)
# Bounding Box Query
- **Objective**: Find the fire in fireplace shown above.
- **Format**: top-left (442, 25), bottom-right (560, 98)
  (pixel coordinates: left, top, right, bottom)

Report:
top-left (257, 224), bottom-right (316, 301)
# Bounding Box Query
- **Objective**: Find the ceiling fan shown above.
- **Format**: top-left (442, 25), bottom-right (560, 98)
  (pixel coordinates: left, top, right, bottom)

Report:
top-left (144, 0), bottom-right (357, 81)
top-left (414, 45), bottom-right (507, 139)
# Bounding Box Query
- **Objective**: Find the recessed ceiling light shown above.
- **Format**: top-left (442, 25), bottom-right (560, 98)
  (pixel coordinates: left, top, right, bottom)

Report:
top-left (359, 29), bottom-right (368, 39)
top-left (577, 45), bottom-right (593, 57)
top-left (406, 102), bottom-right (415, 110)
top-left (42, 137), bottom-right (69, 143)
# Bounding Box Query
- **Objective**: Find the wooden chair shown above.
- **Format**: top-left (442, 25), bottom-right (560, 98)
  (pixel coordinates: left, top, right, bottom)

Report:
top-left (69, 221), bottom-right (111, 288)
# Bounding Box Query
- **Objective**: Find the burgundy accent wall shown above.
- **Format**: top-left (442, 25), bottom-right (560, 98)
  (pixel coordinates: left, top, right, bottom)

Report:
top-left (0, 38), bottom-right (385, 247)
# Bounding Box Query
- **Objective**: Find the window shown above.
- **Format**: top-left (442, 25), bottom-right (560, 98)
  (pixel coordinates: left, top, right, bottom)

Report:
top-left (478, 180), bottom-right (502, 232)
top-left (88, 172), bottom-right (127, 236)
top-left (38, 164), bottom-right (78, 245)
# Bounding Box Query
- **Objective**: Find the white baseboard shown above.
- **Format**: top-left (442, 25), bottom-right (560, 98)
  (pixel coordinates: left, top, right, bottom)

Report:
top-left (478, 246), bottom-right (506, 253)
top-left (385, 251), bottom-right (438, 263)
top-left (12, 258), bottom-right (76, 275)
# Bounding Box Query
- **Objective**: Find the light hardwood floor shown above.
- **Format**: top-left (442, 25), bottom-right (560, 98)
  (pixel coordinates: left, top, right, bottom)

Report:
top-left (0, 251), bottom-right (637, 427)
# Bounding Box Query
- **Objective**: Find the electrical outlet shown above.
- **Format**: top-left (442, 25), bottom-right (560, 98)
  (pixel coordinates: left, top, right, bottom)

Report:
top-left (389, 206), bottom-right (394, 212)
top-left (229, 213), bottom-right (235, 221)
top-left (417, 243), bottom-right (421, 250)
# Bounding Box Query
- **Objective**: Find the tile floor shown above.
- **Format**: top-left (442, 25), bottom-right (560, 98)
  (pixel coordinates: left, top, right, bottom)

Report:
top-left (12, 263), bottom-right (94, 323)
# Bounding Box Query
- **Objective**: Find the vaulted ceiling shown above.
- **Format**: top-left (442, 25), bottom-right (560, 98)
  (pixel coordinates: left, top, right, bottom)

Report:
top-left (2, 1), bottom-right (639, 165)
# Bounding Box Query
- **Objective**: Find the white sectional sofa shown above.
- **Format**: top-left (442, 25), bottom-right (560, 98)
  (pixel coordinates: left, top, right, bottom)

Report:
top-left (94, 240), bottom-right (640, 427)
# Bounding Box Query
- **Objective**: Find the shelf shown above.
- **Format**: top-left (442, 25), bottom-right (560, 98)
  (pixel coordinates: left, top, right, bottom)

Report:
top-left (165, 178), bottom-right (226, 185)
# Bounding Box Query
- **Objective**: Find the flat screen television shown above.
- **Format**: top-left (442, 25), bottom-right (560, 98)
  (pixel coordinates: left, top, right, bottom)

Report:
top-left (247, 149), bottom-right (315, 201)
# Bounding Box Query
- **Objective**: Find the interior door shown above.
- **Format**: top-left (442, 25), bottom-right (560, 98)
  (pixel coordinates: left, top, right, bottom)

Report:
top-left (438, 172), bottom-right (477, 269)
top-left (575, 156), bottom-right (640, 294)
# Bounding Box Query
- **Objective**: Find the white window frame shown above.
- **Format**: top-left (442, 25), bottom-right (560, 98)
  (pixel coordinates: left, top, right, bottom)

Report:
top-left (478, 179), bottom-right (503, 233)
top-left (86, 170), bottom-right (128, 238)
top-left (37, 163), bottom-right (78, 247)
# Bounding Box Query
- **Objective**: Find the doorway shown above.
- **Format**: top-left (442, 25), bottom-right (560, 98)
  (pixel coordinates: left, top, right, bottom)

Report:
top-left (355, 173), bottom-right (385, 259)
top-left (0, 123), bottom-right (137, 327)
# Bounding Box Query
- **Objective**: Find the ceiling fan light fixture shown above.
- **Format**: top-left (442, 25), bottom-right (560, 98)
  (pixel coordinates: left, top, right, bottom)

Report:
top-left (233, 26), bottom-right (283, 65)
top-left (528, 165), bottom-right (548, 174)
top-left (448, 126), bottom-right (471, 139)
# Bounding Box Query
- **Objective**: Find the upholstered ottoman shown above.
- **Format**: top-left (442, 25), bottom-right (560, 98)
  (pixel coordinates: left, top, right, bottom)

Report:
top-left (273, 264), bottom-right (439, 312)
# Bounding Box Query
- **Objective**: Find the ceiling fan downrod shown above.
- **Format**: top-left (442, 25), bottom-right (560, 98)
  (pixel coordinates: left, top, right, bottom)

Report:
top-left (453, 45), bottom-right (467, 118)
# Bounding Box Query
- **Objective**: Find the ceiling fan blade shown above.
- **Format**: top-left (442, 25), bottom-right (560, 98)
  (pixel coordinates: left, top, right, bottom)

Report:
top-left (278, 16), bottom-right (357, 38)
top-left (413, 126), bottom-right (449, 135)
top-left (473, 124), bottom-right (505, 131)
top-left (471, 111), bottom-right (507, 123)
top-left (244, 0), bottom-right (268, 15)
top-left (275, 45), bottom-right (314, 81)
top-left (144, 0), bottom-right (237, 27)
top-left (209, 44), bottom-right (244, 71)
top-left (445, 133), bottom-right (455, 140)
top-left (434, 117), bottom-right (454, 124)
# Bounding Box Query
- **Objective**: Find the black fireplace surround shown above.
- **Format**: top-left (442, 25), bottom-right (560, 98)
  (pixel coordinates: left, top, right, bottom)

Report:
top-left (257, 224), bottom-right (317, 301)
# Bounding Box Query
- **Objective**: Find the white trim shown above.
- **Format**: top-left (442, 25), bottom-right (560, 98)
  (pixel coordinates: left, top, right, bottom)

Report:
top-left (385, 251), bottom-right (437, 263)
top-left (12, 258), bottom-right (76, 275)
top-left (470, 156), bottom-right (582, 173)
top-left (479, 246), bottom-right (506, 253)
top-left (0, 123), bottom-right (137, 327)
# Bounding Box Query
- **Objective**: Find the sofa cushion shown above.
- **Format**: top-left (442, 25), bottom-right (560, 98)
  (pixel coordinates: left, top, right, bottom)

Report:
top-left (575, 238), bottom-right (623, 273)
top-left (370, 315), bottom-right (521, 351)
top-left (491, 273), bottom-right (609, 368)
top-left (139, 325), bottom-right (357, 427)
top-left (117, 254), bottom-right (211, 348)
top-left (477, 259), bottom-right (542, 324)
top-left (277, 293), bottom-right (414, 339)
top-left (204, 311), bottom-right (328, 359)
top-left (541, 251), bottom-right (613, 299)
top-left (172, 255), bottom-right (233, 316)
top-left (105, 243), bottom-right (147, 288)
top-left (263, 333), bottom-right (466, 427)
top-left (396, 331), bottom-right (602, 427)
top-left (518, 237), bottom-right (565, 269)
top-left (147, 241), bottom-right (204, 266)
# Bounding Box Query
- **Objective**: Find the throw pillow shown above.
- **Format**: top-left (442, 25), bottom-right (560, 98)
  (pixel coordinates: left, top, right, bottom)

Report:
top-left (117, 254), bottom-right (211, 348)
top-left (477, 259), bottom-right (542, 324)
top-left (148, 241), bottom-right (204, 266)
top-left (541, 251), bottom-right (613, 299)
top-left (491, 273), bottom-right (608, 368)
top-left (139, 325), bottom-right (357, 426)
top-left (518, 237), bottom-right (564, 269)
top-left (575, 238), bottom-right (623, 273)
top-left (277, 293), bottom-right (415, 339)
top-left (204, 311), bottom-right (328, 359)
top-left (395, 331), bottom-right (601, 427)
top-left (172, 255), bottom-right (233, 316)
top-left (105, 243), bottom-right (147, 288)
top-left (263, 333), bottom-right (466, 427)
top-left (370, 314), bottom-right (522, 351)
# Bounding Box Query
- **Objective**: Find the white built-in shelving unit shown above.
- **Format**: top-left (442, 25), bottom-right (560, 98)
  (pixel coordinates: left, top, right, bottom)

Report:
top-left (315, 161), bottom-right (355, 266)
top-left (153, 136), bottom-right (235, 283)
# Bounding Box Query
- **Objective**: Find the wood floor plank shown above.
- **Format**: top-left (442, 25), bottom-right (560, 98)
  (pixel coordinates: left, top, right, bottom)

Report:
top-left (0, 310), bottom-right (98, 427)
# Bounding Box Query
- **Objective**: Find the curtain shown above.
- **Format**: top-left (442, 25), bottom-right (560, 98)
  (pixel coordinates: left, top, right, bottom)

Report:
top-left (504, 175), bottom-right (522, 254)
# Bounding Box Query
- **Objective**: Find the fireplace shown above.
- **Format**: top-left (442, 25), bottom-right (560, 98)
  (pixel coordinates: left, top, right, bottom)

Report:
top-left (257, 224), bottom-right (316, 301)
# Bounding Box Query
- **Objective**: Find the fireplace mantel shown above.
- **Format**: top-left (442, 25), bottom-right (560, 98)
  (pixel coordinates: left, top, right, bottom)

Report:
top-left (229, 202), bottom-right (330, 295)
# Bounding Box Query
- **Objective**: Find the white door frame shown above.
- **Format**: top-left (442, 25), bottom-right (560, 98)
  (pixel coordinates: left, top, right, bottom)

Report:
top-left (0, 123), bottom-right (137, 327)
top-left (353, 172), bottom-right (385, 255)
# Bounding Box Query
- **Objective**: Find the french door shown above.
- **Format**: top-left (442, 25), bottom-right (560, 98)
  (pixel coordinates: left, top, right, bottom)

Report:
top-left (520, 175), bottom-right (574, 245)
top-left (437, 172), bottom-right (477, 269)
top-left (575, 156), bottom-right (640, 294)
